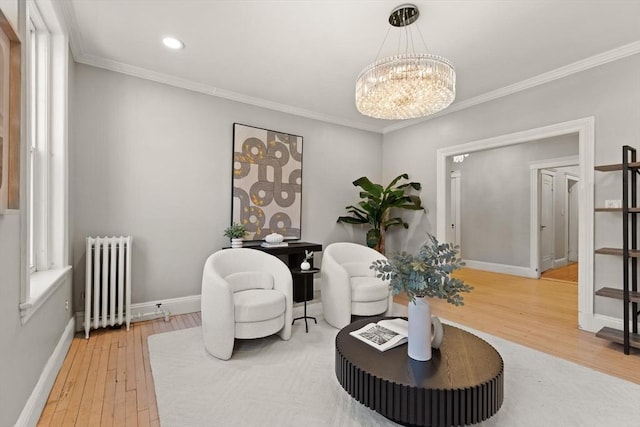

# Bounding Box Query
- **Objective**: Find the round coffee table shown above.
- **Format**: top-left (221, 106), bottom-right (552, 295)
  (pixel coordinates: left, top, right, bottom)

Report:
top-left (335, 317), bottom-right (504, 427)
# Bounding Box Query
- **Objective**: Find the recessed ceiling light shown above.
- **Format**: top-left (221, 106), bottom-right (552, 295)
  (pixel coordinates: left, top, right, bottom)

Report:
top-left (162, 37), bottom-right (184, 50)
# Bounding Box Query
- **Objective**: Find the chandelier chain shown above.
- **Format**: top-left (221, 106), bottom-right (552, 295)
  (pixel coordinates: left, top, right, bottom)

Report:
top-left (414, 22), bottom-right (431, 53)
top-left (375, 26), bottom-right (392, 62)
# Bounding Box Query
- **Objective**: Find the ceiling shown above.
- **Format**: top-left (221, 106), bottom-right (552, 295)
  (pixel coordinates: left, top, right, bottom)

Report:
top-left (59, 1), bottom-right (640, 133)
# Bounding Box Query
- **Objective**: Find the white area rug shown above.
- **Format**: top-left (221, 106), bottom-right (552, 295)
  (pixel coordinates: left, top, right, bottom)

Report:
top-left (148, 312), bottom-right (640, 427)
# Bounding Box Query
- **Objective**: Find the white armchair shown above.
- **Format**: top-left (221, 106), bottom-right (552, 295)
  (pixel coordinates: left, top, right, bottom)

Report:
top-left (321, 242), bottom-right (393, 329)
top-left (201, 248), bottom-right (293, 360)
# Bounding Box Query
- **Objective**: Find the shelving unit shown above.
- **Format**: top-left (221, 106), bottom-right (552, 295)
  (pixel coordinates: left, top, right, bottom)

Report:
top-left (594, 145), bottom-right (640, 354)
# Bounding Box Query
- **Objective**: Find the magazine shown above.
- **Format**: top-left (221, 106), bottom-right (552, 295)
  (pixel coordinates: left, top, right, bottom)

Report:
top-left (349, 318), bottom-right (409, 351)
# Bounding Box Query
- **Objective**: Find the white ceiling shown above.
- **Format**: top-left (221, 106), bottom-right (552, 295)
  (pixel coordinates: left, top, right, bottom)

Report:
top-left (59, 0), bottom-right (640, 133)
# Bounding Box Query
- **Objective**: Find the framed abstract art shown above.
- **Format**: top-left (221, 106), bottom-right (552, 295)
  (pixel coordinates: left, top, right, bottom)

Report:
top-left (232, 123), bottom-right (303, 241)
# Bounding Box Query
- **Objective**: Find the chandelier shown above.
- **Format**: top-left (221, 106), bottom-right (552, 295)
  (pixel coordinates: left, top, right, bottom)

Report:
top-left (355, 4), bottom-right (456, 120)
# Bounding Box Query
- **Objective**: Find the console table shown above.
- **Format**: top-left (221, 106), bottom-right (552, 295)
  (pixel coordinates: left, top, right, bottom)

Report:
top-left (335, 317), bottom-right (504, 427)
top-left (242, 241), bottom-right (322, 303)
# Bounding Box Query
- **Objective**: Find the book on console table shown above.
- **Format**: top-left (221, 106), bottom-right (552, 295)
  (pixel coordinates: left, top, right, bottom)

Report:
top-left (260, 242), bottom-right (289, 248)
top-left (349, 318), bottom-right (408, 352)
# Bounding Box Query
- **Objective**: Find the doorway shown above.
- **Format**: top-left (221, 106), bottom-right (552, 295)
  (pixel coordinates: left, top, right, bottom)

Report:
top-left (449, 171), bottom-right (461, 250)
top-left (540, 174), bottom-right (580, 284)
top-left (436, 117), bottom-right (596, 331)
top-left (539, 170), bottom-right (555, 273)
top-left (534, 164), bottom-right (580, 283)
top-left (567, 176), bottom-right (579, 262)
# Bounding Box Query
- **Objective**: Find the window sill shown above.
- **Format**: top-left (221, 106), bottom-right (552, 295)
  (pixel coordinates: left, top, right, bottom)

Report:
top-left (20, 266), bottom-right (72, 324)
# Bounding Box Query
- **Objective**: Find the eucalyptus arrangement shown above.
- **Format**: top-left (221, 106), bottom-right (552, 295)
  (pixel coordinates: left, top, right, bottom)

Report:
top-left (370, 234), bottom-right (473, 304)
top-left (223, 222), bottom-right (247, 239)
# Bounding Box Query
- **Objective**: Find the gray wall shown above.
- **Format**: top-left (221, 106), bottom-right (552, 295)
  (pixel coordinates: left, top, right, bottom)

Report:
top-left (71, 64), bottom-right (382, 308)
top-left (382, 54), bottom-right (640, 318)
top-left (447, 134), bottom-right (578, 267)
top-left (0, 2), bottom-right (73, 426)
top-left (3, 10), bottom-right (639, 422)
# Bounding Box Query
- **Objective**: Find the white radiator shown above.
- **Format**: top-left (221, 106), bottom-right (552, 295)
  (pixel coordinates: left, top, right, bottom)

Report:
top-left (84, 236), bottom-right (132, 339)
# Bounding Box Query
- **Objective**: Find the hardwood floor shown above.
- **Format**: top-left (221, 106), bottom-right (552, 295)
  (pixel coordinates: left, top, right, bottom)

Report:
top-left (37, 313), bottom-right (202, 427)
top-left (395, 268), bottom-right (639, 384)
top-left (38, 268), bottom-right (639, 425)
top-left (540, 262), bottom-right (578, 283)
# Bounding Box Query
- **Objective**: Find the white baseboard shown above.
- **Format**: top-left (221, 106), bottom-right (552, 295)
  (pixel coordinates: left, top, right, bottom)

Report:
top-left (463, 259), bottom-right (537, 278)
top-left (75, 293), bottom-right (330, 333)
top-left (75, 294), bottom-right (201, 332)
top-left (15, 317), bottom-right (75, 427)
top-left (552, 258), bottom-right (568, 269)
top-left (579, 311), bottom-right (639, 334)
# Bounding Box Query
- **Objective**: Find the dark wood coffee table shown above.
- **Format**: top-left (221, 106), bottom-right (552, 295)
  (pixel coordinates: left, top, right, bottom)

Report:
top-left (335, 317), bottom-right (504, 427)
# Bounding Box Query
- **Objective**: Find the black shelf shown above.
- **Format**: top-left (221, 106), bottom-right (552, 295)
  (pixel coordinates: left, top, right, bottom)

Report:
top-left (245, 241), bottom-right (322, 303)
top-left (594, 145), bottom-right (640, 355)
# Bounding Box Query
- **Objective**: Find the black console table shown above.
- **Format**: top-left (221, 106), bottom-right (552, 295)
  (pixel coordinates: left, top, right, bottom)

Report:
top-left (242, 241), bottom-right (323, 303)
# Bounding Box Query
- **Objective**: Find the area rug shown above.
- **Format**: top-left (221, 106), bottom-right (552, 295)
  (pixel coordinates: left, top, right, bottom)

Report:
top-left (148, 312), bottom-right (640, 427)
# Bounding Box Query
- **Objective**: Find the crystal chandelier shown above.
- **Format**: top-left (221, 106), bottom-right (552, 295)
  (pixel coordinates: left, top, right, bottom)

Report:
top-left (355, 4), bottom-right (456, 120)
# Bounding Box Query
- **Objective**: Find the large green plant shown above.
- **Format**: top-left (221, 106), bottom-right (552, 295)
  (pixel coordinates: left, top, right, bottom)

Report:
top-left (337, 173), bottom-right (424, 254)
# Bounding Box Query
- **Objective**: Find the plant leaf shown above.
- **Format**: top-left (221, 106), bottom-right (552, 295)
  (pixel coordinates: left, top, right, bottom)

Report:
top-left (353, 177), bottom-right (383, 198)
top-left (336, 216), bottom-right (368, 224)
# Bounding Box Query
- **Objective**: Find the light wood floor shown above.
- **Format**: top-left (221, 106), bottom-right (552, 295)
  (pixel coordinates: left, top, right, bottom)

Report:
top-left (540, 262), bottom-right (579, 283)
top-left (38, 268), bottom-right (639, 426)
top-left (37, 313), bottom-right (202, 427)
top-left (396, 268), bottom-right (639, 384)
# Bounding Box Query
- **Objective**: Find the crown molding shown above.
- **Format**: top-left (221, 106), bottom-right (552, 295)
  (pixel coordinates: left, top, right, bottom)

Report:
top-left (68, 18), bottom-right (639, 138)
top-left (49, 0), bottom-right (84, 59)
top-left (75, 54), bottom-right (384, 134)
top-left (382, 41), bottom-right (640, 134)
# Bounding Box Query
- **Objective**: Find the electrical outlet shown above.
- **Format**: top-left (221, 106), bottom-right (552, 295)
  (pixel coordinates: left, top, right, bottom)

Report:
top-left (64, 300), bottom-right (69, 311)
top-left (605, 200), bottom-right (622, 208)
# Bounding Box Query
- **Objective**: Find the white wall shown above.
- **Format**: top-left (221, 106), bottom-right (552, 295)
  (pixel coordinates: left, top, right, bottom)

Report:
top-left (0, 3), bottom-right (73, 426)
top-left (71, 63), bottom-right (382, 309)
top-left (447, 134), bottom-right (578, 267)
top-left (382, 54), bottom-right (640, 320)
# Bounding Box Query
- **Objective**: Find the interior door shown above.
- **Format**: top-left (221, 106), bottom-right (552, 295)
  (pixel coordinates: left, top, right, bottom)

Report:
top-left (540, 171), bottom-right (555, 272)
top-left (568, 179), bottom-right (579, 262)
top-left (449, 171), bottom-right (461, 249)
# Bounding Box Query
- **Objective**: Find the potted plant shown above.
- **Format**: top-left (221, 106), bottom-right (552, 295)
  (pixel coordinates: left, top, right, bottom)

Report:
top-left (337, 173), bottom-right (424, 254)
top-left (224, 222), bottom-right (247, 248)
top-left (371, 234), bottom-right (473, 360)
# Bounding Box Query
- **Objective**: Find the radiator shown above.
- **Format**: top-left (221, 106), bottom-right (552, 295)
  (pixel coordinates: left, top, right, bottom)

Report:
top-left (85, 236), bottom-right (132, 339)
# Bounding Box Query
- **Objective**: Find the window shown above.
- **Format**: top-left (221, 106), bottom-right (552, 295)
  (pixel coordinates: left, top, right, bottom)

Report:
top-left (28, 12), bottom-right (44, 273)
top-left (20, 0), bottom-right (70, 322)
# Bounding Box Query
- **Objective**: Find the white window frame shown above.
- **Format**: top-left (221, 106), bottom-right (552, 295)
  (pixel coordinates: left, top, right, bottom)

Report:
top-left (28, 7), bottom-right (49, 273)
top-left (20, 0), bottom-right (70, 323)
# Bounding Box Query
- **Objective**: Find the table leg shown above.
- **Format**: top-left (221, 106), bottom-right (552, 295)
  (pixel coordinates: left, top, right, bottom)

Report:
top-left (292, 272), bottom-right (317, 333)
